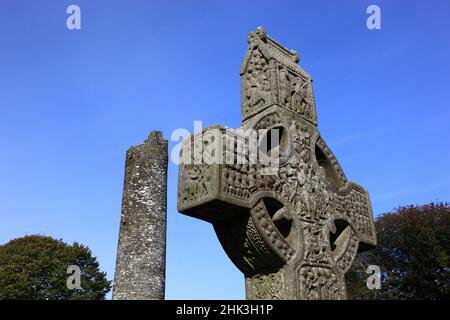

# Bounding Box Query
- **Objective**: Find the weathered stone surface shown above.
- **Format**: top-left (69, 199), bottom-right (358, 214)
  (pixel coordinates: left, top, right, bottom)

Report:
top-left (113, 131), bottom-right (168, 300)
top-left (177, 28), bottom-right (376, 300)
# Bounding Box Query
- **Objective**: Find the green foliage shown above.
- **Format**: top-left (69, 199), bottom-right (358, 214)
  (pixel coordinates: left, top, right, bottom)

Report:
top-left (347, 202), bottom-right (449, 299)
top-left (0, 235), bottom-right (111, 300)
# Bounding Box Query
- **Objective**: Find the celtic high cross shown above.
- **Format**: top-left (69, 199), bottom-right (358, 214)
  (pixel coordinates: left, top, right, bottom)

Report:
top-left (177, 27), bottom-right (376, 299)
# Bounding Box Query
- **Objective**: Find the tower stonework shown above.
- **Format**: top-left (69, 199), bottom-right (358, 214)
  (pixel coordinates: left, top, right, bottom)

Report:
top-left (113, 131), bottom-right (168, 300)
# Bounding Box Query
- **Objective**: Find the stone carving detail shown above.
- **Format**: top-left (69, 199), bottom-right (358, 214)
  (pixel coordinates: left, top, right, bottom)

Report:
top-left (251, 199), bottom-right (295, 262)
top-left (214, 212), bottom-right (284, 276)
top-left (278, 66), bottom-right (316, 122)
top-left (298, 266), bottom-right (346, 300)
top-left (335, 227), bottom-right (360, 273)
top-left (246, 270), bottom-right (284, 300)
top-left (242, 48), bottom-right (271, 117)
top-left (177, 27), bottom-right (377, 299)
top-left (240, 28), bottom-right (317, 124)
top-left (180, 164), bottom-right (211, 203)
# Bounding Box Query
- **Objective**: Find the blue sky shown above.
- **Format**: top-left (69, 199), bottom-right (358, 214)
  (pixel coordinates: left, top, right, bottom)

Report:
top-left (0, 1), bottom-right (449, 299)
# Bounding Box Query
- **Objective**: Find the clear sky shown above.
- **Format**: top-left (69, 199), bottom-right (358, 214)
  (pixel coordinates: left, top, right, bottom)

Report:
top-left (0, 0), bottom-right (449, 299)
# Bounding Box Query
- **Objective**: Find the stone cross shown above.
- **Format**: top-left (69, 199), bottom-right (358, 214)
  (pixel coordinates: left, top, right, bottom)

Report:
top-left (113, 131), bottom-right (168, 300)
top-left (177, 28), bottom-right (376, 300)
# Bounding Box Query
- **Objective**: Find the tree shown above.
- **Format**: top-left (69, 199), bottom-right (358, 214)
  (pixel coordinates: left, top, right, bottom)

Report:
top-left (0, 235), bottom-right (111, 300)
top-left (346, 202), bottom-right (449, 299)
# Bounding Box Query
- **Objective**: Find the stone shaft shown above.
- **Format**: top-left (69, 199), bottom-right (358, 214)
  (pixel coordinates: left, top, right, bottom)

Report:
top-left (113, 131), bottom-right (168, 300)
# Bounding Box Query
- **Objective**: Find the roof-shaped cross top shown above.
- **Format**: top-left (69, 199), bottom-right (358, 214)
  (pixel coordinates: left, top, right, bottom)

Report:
top-left (241, 27), bottom-right (317, 125)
